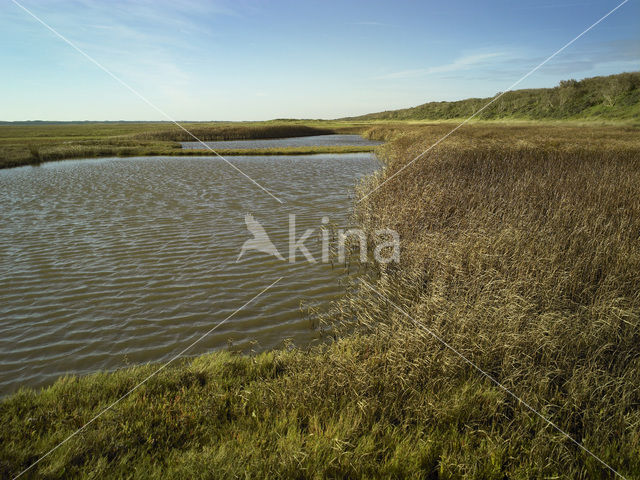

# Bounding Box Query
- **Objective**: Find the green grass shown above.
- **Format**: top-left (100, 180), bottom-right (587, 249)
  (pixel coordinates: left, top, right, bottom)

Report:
top-left (1, 122), bottom-right (639, 478)
top-left (347, 71), bottom-right (640, 123)
top-left (0, 347), bottom-right (513, 479)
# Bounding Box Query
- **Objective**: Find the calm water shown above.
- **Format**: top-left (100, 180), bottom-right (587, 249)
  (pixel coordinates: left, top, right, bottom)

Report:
top-left (181, 134), bottom-right (383, 149)
top-left (0, 153), bottom-right (380, 394)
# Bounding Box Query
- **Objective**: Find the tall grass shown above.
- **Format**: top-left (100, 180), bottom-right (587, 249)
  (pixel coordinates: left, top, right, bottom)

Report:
top-left (131, 124), bottom-right (334, 142)
top-left (27, 145), bottom-right (41, 165)
top-left (348, 125), bottom-right (640, 477)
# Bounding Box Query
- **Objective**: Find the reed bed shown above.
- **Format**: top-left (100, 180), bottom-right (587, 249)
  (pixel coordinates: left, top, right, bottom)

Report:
top-left (130, 124), bottom-right (334, 142)
top-left (346, 124), bottom-right (640, 477)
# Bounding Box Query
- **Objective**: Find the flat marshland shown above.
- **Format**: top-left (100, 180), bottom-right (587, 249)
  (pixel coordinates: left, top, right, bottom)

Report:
top-left (0, 121), bottom-right (373, 168)
top-left (1, 122), bottom-right (640, 478)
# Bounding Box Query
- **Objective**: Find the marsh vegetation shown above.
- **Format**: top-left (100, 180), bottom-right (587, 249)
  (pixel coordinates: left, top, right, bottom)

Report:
top-left (2, 121), bottom-right (639, 478)
top-left (0, 121), bottom-right (371, 169)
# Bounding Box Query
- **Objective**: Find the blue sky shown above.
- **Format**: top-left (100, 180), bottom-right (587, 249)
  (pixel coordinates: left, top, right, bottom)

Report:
top-left (1, 0), bottom-right (638, 121)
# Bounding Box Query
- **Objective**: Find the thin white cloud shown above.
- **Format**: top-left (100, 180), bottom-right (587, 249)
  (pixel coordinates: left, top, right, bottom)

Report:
top-left (5, 0), bottom-right (241, 107)
top-left (476, 39), bottom-right (639, 79)
top-left (378, 52), bottom-right (506, 79)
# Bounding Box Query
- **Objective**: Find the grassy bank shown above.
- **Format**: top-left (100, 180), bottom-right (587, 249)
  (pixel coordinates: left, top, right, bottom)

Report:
top-left (0, 121), bottom-right (371, 168)
top-left (129, 124), bottom-right (334, 142)
top-left (1, 143), bottom-right (377, 168)
top-left (2, 123), bottom-right (640, 479)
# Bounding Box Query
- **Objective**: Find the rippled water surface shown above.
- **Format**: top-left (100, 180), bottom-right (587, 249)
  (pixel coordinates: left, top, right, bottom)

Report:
top-left (181, 134), bottom-right (383, 149)
top-left (0, 153), bottom-right (379, 394)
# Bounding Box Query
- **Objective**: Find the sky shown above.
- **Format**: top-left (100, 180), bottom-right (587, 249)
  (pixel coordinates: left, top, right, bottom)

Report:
top-left (1, 0), bottom-right (638, 121)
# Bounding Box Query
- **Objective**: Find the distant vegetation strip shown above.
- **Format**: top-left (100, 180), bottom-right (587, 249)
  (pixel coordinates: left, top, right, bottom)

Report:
top-left (0, 144), bottom-right (376, 168)
top-left (130, 124), bottom-right (334, 142)
top-left (0, 122), bottom-right (373, 169)
top-left (346, 72), bottom-right (640, 122)
top-left (176, 145), bottom-right (377, 156)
